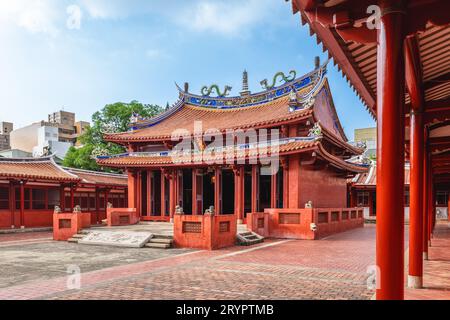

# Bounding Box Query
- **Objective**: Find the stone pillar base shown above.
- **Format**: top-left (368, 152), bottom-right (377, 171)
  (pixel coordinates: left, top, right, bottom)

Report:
top-left (170, 218), bottom-right (174, 223)
top-left (423, 252), bottom-right (429, 260)
top-left (407, 275), bottom-right (423, 289)
top-left (237, 219), bottom-right (243, 225)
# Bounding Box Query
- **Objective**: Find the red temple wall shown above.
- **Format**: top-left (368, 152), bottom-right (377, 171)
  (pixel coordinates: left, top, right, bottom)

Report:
top-left (297, 166), bottom-right (348, 208)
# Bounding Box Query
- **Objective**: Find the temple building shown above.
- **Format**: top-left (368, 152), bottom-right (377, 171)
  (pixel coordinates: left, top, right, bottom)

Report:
top-left (0, 156), bottom-right (127, 229)
top-left (97, 63), bottom-right (367, 224)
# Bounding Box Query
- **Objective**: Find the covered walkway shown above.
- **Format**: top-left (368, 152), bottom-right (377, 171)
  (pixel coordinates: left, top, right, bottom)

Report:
top-left (406, 221), bottom-right (450, 299)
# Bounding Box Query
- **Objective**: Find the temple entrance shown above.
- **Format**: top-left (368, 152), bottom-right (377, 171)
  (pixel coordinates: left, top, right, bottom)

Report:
top-left (244, 166), bottom-right (252, 216)
top-left (276, 167), bottom-right (284, 208)
top-left (202, 170), bottom-right (214, 213)
top-left (140, 171), bottom-right (148, 216)
top-left (221, 169), bottom-right (235, 214)
top-left (181, 169), bottom-right (192, 214)
top-left (259, 169), bottom-right (271, 211)
top-left (153, 171), bottom-right (161, 215)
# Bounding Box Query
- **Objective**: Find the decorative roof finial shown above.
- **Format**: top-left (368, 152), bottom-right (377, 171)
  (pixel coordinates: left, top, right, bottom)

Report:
top-left (315, 56), bottom-right (320, 70)
top-left (184, 82), bottom-right (189, 93)
top-left (240, 70), bottom-right (250, 97)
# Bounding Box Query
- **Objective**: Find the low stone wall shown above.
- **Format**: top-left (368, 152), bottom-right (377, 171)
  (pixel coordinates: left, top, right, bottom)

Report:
top-left (173, 214), bottom-right (237, 250)
top-left (53, 212), bottom-right (91, 241)
top-left (106, 208), bottom-right (139, 227)
top-left (248, 207), bottom-right (364, 240)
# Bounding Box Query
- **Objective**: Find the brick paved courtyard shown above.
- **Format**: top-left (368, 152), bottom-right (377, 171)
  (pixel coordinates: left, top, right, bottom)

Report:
top-left (0, 226), bottom-right (377, 300)
top-left (0, 223), bottom-right (448, 300)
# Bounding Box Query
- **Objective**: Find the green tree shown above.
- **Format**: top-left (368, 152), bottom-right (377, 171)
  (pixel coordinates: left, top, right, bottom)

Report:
top-left (63, 101), bottom-right (162, 171)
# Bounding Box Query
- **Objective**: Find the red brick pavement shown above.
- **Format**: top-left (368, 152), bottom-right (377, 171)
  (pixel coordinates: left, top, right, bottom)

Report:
top-left (0, 231), bottom-right (52, 243)
top-left (405, 221), bottom-right (450, 300)
top-left (35, 228), bottom-right (377, 300)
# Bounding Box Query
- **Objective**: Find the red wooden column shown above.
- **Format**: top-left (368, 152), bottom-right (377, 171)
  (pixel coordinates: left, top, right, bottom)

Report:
top-left (147, 170), bottom-right (152, 216)
top-left (233, 166), bottom-right (244, 223)
top-left (95, 187), bottom-right (100, 224)
top-left (408, 109), bottom-right (424, 288)
top-left (281, 158), bottom-right (289, 208)
top-left (270, 169), bottom-right (277, 209)
top-left (192, 169), bottom-right (197, 215)
top-left (161, 169), bottom-right (166, 217)
top-left (251, 165), bottom-right (259, 213)
top-left (214, 167), bottom-right (222, 215)
top-left (169, 170), bottom-right (176, 220)
top-left (127, 170), bottom-right (137, 209)
top-left (375, 0), bottom-right (406, 300)
top-left (9, 181), bottom-right (15, 228)
top-left (406, 35), bottom-right (425, 288)
top-left (423, 129), bottom-right (429, 259)
top-left (70, 185), bottom-right (75, 211)
top-left (447, 196), bottom-right (450, 222)
top-left (19, 181), bottom-right (25, 228)
top-left (59, 184), bottom-right (66, 212)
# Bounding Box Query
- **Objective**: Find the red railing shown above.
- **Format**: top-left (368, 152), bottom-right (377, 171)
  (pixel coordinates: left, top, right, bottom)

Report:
top-left (248, 207), bottom-right (364, 240)
top-left (173, 214), bottom-right (237, 250)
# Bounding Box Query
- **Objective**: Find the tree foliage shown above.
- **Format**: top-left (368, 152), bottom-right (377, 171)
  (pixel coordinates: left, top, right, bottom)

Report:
top-left (62, 101), bottom-right (162, 171)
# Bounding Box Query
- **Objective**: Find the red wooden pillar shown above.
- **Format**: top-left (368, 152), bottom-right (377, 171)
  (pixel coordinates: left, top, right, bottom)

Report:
top-left (288, 154), bottom-right (302, 209)
top-left (19, 181), bottom-right (25, 228)
top-left (127, 170), bottom-right (137, 209)
top-left (192, 169), bottom-right (197, 215)
top-left (161, 169), bottom-right (166, 217)
top-left (233, 166), bottom-right (244, 223)
top-left (214, 167), bottom-right (222, 215)
top-left (59, 184), bottom-right (66, 212)
top-left (105, 189), bottom-right (110, 213)
top-left (375, 0), bottom-right (406, 300)
top-left (282, 159), bottom-right (289, 208)
top-left (9, 181), bottom-right (15, 228)
top-left (423, 130), bottom-right (429, 259)
top-left (270, 169), bottom-right (277, 208)
top-left (69, 186), bottom-right (74, 211)
top-left (95, 187), bottom-right (100, 224)
top-left (447, 196), bottom-right (450, 222)
top-left (147, 170), bottom-right (152, 216)
top-left (251, 165), bottom-right (259, 213)
top-left (169, 170), bottom-right (176, 220)
top-left (408, 109), bottom-right (424, 288)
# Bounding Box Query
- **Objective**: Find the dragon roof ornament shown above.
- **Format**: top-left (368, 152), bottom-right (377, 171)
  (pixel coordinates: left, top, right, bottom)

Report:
top-left (129, 61), bottom-right (328, 130)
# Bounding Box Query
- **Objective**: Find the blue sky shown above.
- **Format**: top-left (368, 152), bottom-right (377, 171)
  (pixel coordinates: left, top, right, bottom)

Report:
top-left (0, 0), bottom-right (375, 140)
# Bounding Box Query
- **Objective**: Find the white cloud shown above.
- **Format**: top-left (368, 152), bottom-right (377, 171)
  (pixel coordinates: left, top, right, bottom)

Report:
top-left (0, 0), bottom-right (60, 36)
top-left (177, 0), bottom-right (279, 37)
top-left (66, 5), bottom-right (82, 30)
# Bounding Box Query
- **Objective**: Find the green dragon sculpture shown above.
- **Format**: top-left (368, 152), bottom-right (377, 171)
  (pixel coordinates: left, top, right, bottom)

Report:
top-left (201, 84), bottom-right (232, 97)
top-left (260, 70), bottom-right (297, 90)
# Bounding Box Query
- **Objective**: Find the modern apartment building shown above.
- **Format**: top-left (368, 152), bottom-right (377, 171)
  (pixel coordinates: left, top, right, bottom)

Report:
top-left (0, 122), bottom-right (13, 151)
top-left (10, 110), bottom-right (89, 159)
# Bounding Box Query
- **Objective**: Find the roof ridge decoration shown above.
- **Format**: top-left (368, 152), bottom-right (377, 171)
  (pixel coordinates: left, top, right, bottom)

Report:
top-left (201, 84), bottom-right (232, 97)
top-left (129, 62), bottom-right (328, 131)
top-left (260, 70), bottom-right (297, 90)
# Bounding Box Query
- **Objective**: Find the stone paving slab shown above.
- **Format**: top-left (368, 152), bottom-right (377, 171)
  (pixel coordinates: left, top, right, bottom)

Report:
top-left (0, 240), bottom-right (192, 290)
top-left (79, 230), bottom-right (154, 248)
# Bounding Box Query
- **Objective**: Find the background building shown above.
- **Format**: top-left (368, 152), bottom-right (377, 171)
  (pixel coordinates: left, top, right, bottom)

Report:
top-left (0, 122), bottom-right (13, 151)
top-left (10, 110), bottom-right (89, 159)
top-left (354, 127), bottom-right (376, 158)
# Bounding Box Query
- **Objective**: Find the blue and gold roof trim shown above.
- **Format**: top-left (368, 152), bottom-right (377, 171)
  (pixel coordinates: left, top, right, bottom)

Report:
top-left (130, 61), bottom-right (328, 131)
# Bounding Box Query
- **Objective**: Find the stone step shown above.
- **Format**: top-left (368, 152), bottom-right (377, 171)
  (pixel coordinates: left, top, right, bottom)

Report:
top-left (236, 231), bottom-right (264, 246)
top-left (144, 242), bottom-right (171, 249)
top-left (72, 234), bottom-right (85, 239)
top-left (67, 238), bottom-right (79, 243)
top-left (149, 238), bottom-right (173, 245)
top-left (239, 232), bottom-right (253, 237)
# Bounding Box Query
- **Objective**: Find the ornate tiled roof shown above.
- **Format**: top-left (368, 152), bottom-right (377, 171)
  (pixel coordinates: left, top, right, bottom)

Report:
top-left (0, 156), bottom-right (79, 182)
top-left (103, 65), bottom-right (332, 143)
top-left (97, 137), bottom-right (367, 173)
top-left (64, 167), bottom-right (127, 186)
top-left (351, 163), bottom-right (411, 186)
top-left (0, 156), bottom-right (128, 186)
